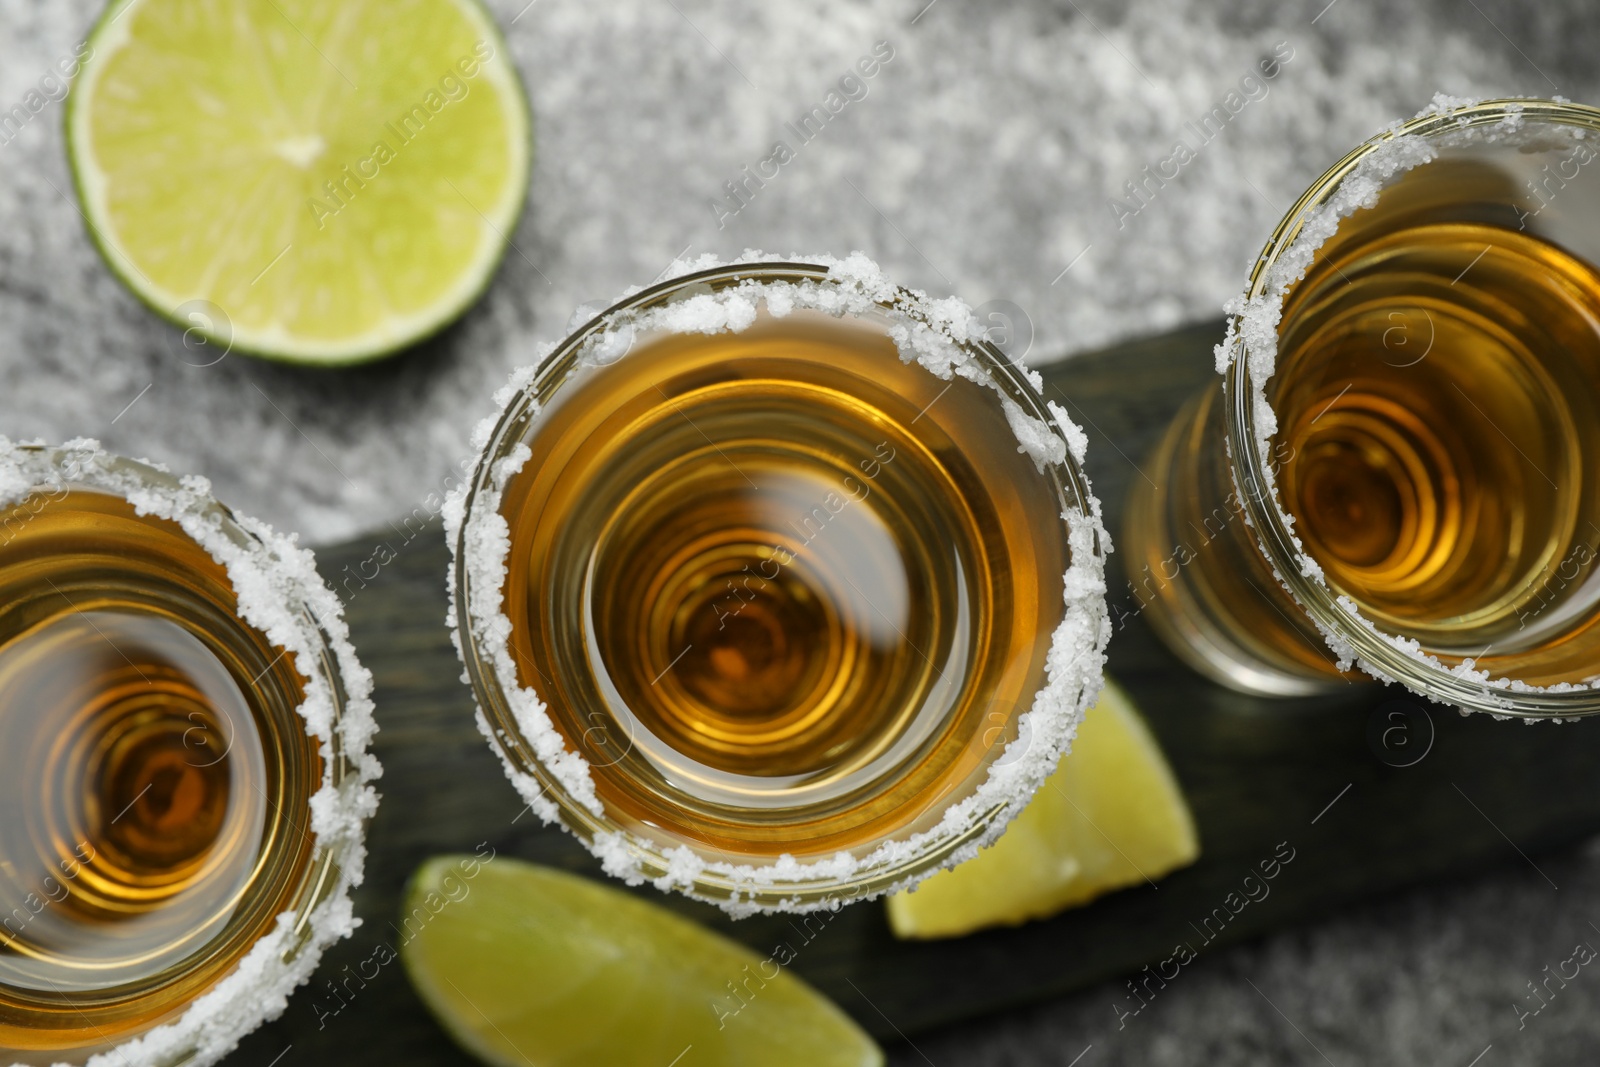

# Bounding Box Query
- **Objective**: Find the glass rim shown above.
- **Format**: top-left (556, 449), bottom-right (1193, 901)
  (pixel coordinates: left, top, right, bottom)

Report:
top-left (1222, 97), bottom-right (1600, 717)
top-left (0, 440), bottom-right (378, 1066)
top-left (451, 256), bottom-right (1110, 912)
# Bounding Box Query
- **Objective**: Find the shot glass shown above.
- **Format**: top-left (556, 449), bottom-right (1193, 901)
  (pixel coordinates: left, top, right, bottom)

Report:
top-left (450, 255), bottom-right (1109, 913)
top-left (1125, 98), bottom-right (1600, 715)
top-left (0, 441), bottom-right (378, 1065)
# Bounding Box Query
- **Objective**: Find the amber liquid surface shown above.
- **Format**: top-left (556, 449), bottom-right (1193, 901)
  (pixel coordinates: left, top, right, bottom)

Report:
top-left (1273, 220), bottom-right (1600, 682)
top-left (0, 490), bottom-right (319, 1057)
top-left (500, 310), bottom-right (1071, 856)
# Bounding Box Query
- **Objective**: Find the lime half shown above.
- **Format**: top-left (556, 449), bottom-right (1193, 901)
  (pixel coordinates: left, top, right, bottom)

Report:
top-left (887, 678), bottom-right (1200, 939)
top-left (399, 856), bottom-right (883, 1067)
top-left (67, 0), bottom-right (532, 365)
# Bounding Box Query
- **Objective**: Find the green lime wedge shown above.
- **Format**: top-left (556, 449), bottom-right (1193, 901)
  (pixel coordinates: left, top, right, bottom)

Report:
top-left (399, 856), bottom-right (884, 1067)
top-left (67, 0), bottom-right (532, 365)
top-left (887, 677), bottom-right (1200, 939)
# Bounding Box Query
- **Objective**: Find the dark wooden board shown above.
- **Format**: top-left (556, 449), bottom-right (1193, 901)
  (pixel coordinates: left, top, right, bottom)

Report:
top-left (230, 320), bottom-right (1600, 1063)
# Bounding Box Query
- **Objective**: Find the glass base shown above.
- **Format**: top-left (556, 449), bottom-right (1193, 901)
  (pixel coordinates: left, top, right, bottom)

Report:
top-left (1123, 384), bottom-right (1356, 698)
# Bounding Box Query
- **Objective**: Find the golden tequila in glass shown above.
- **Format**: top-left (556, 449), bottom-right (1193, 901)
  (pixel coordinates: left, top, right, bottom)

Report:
top-left (453, 260), bottom-right (1109, 910)
top-left (0, 444), bottom-right (376, 1064)
top-left (1127, 99), bottom-right (1600, 715)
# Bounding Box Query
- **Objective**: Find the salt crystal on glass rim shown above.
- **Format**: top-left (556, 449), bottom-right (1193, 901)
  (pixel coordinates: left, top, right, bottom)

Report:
top-left (446, 250), bottom-right (1111, 916)
top-left (0, 439), bottom-right (380, 1067)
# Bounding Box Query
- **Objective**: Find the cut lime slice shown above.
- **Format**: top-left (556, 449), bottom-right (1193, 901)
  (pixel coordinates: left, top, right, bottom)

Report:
top-left (67, 0), bottom-right (531, 365)
top-left (400, 856), bottom-right (883, 1067)
top-left (887, 677), bottom-right (1199, 939)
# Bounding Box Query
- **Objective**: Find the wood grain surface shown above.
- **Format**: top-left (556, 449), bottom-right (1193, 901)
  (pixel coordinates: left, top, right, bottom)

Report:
top-left (229, 320), bottom-right (1600, 1064)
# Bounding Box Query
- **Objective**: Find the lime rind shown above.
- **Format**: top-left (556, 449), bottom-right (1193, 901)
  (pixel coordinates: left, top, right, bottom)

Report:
top-left (66, 0), bottom-right (533, 366)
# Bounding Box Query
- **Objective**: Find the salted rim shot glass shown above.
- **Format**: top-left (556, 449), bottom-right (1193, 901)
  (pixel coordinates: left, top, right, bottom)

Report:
top-left (1125, 97), bottom-right (1600, 717)
top-left (449, 254), bottom-right (1110, 913)
top-left (0, 441), bottom-right (379, 1067)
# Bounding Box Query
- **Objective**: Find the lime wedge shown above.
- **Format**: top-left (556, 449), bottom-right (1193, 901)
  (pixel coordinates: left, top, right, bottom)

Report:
top-left (887, 678), bottom-right (1199, 939)
top-left (399, 856), bottom-right (883, 1067)
top-left (67, 0), bottom-right (531, 365)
